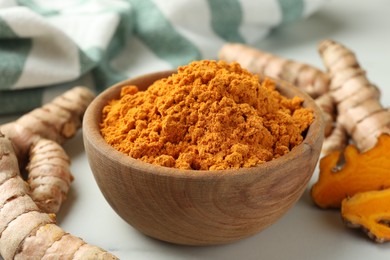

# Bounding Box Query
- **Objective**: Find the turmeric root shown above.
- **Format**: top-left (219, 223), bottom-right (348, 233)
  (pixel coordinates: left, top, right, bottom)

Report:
top-left (318, 39), bottom-right (390, 152)
top-left (311, 134), bottom-right (390, 209)
top-left (0, 133), bottom-right (118, 260)
top-left (0, 87), bottom-right (116, 258)
top-left (0, 86), bottom-right (94, 162)
top-left (342, 188), bottom-right (390, 243)
top-left (0, 86), bottom-right (94, 214)
top-left (218, 43), bottom-right (330, 98)
top-left (27, 139), bottom-right (73, 214)
top-left (321, 122), bottom-right (348, 155)
top-left (314, 93), bottom-right (336, 138)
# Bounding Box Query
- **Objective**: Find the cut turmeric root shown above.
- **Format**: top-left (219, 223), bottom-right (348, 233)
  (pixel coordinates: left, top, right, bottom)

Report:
top-left (311, 134), bottom-right (390, 209)
top-left (309, 39), bottom-right (390, 243)
top-left (342, 189), bottom-right (390, 243)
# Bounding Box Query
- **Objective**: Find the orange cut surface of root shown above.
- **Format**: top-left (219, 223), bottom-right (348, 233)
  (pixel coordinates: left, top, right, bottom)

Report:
top-left (311, 134), bottom-right (390, 209)
top-left (342, 189), bottom-right (390, 243)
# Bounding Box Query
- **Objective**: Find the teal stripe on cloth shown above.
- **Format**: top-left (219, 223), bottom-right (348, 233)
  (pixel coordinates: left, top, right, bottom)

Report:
top-left (0, 17), bottom-right (18, 38)
top-left (0, 18), bottom-right (32, 90)
top-left (206, 0), bottom-right (245, 43)
top-left (92, 62), bottom-right (128, 92)
top-left (127, 0), bottom-right (201, 67)
top-left (17, 0), bottom-right (59, 16)
top-left (277, 0), bottom-right (304, 24)
top-left (91, 10), bottom-right (132, 92)
top-left (79, 47), bottom-right (103, 75)
top-left (0, 87), bottom-right (43, 115)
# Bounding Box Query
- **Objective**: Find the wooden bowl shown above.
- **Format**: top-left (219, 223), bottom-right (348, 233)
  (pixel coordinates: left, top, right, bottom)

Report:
top-left (83, 71), bottom-right (324, 246)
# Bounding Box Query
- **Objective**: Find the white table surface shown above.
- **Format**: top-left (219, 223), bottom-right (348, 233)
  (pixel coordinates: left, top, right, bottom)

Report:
top-left (1, 0), bottom-right (390, 259)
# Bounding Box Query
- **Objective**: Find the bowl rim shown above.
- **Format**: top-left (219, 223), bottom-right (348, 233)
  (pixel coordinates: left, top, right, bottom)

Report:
top-left (83, 70), bottom-right (324, 179)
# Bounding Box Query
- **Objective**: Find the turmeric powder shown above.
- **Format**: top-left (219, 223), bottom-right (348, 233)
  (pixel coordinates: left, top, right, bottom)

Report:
top-left (100, 60), bottom-right (314, 170)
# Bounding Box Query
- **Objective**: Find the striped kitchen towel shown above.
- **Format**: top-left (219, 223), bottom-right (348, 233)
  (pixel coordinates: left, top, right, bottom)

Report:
top-left (0, 0), bottom-right (326, 115)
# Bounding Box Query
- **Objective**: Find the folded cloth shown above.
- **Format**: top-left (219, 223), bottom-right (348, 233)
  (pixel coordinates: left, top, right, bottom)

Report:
top-left (0, 0), bottom-right (325, 115)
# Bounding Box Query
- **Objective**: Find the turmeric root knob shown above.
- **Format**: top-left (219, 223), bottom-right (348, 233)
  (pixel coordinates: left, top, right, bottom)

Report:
top-left (27, 138), bottom-right (73, 214)
top-left (318, 39), bottom-right (390, 152)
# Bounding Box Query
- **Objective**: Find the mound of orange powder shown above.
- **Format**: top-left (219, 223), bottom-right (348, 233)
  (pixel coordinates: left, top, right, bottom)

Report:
top-left (100, 60), bottom-right (313, 170)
